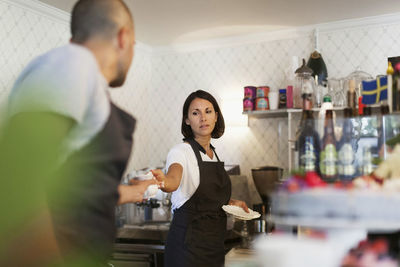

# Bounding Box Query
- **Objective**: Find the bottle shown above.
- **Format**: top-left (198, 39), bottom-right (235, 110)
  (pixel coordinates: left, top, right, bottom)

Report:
top-left (337, 108), bottom-right (356, 181)
top-left (347, 79), bottom-right (357, 117)
top-left (377, 104), bottom-right (390, 160)
top-left (279, 89), bottom-right (287, 109)
top-left (387, 62), bottom-right (394, 113)
top-left (317, 95), bottom-right (334, 138)
top-left (298, 110), bottom-right (320, 174)
top-left (286, 86), bottom-right (293, 109)
top-left (363, 106), bottom-right (372, 116)
top-left (361, 146), bottom-right (374, 175)
top-left (286, 56), bottom-right (298, 109)
top-left (294, 110), bottom-right (309, 169)
top-left (314, 75), bottom-right (322, 108)
top-left (395, 63), bottom-right (400, 111)
top-left (320, 110), bottom-right (338, 182)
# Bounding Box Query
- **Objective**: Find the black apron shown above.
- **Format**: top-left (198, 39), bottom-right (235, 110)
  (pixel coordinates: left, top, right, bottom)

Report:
top-left (47, 101), bottom-right (136, 264)
top-left (164, 138), bottom-right (232, 267)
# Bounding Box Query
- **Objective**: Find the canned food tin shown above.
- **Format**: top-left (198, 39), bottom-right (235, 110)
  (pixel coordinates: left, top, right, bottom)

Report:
top-left (255, 97), bottom-right (269, 110)
top-left (256, 86), bottom-right (270, 98)
top-left (243, 98), bottom-right (254, 111)
top-left (244, 86), bottom-right (257, 99)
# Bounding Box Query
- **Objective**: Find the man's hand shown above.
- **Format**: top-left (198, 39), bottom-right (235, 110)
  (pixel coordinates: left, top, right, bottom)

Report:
top-left (118, 179), bottom-right (157, 204)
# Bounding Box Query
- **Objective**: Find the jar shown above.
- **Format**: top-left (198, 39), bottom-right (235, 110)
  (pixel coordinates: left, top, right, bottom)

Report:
top-left (278, 89), bottom-right (287, 109)
top-left (294, 59), bottom-right (316, 109)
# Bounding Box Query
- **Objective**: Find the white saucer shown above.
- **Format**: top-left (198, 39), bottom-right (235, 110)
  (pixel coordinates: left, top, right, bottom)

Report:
top-left (222, 205), bottom-right (261, 220)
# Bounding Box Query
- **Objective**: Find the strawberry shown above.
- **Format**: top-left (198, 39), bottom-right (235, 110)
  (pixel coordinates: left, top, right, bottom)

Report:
top-left (305, 171), bottom-right (326, 187)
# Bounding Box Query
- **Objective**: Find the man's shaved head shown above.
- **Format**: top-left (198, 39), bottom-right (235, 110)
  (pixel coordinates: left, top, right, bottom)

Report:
top-left (71, 0), bottom-right (133, 43)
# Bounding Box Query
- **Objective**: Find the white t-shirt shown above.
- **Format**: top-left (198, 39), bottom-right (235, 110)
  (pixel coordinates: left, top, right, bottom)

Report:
top-left (166, 142), bottom-right (218, 211)
top-left (8, 43), bottom-right (110, 161)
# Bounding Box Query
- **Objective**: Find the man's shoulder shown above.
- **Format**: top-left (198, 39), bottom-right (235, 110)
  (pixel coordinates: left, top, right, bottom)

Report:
top-left (17, 43), bottom-right (100, 89)
top-left (40, 44), bottom-right (96, 70)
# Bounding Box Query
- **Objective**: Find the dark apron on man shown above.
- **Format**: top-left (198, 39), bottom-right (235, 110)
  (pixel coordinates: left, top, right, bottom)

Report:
top-left (165, 138), bottom-right (232, 267)
top-left (47, 101), bottom-right (136, 264)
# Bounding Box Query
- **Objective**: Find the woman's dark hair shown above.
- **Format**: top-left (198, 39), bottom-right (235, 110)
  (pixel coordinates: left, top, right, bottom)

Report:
top-left (181, 90), bottom-right (225, 139)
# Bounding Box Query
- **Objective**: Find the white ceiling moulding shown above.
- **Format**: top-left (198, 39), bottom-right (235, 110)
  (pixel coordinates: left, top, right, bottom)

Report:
top-left (152, 12), bottom-right (400, 55)
top-left (0, 0), bottom-right (69, 24)
top-left (0, 0), bottom-right (154, 54)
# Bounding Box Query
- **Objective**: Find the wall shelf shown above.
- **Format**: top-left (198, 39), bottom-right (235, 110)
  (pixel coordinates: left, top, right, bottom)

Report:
top-left (243, 107), bottom-right (348, 118)
top-left (242, 105), bottom-right (385, 119)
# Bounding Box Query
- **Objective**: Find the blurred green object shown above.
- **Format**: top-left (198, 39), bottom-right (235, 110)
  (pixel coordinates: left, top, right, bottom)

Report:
top-left (386, 133), bottom-right (400, 147)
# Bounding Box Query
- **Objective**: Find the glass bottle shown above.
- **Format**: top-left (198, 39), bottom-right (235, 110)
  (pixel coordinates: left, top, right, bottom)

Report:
top-left (320, 110), bottom-right (338, 182)
top-left (337, 108), bottom-right (356, 181)
top-left (347, 79), bottom-right (357, 117)
top-left (363, 106), bottom-right (372, 116)
top-left (395, 63), bottom-right (400, 111)
top-left (298, 110), bottom-right (320, 174)
top-left (377, 104), bottom-right (390, 160)
top-left (387, 62), bottom-right (394, 113)
top-left (294, 110), bottom-right (309, 169)
top-left (361, 146), bottom-right (374, 175)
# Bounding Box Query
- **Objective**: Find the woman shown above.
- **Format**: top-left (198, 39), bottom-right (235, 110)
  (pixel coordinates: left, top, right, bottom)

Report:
top-left (152, 90), bottom-right (248, 267)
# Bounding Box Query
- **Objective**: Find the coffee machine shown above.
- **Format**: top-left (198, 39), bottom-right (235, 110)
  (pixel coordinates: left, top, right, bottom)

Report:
top-left (251, 166), bottom-right (283, 233)
top-left (116, 169), bottom-right (172, 227)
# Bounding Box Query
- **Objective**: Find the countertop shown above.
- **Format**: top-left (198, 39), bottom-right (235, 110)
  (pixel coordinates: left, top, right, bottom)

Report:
top-left (115, 222), bottom-right (169, 245)
top-left (115, 222), bottom-right (242, 249)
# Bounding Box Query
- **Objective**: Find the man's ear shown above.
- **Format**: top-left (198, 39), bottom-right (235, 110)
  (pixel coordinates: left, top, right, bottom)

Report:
top-left (117, 27), bottom-right (129, 49)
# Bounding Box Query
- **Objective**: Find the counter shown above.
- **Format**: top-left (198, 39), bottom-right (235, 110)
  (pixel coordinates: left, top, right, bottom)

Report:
top-left (111, 222), bottom-right (242, 267)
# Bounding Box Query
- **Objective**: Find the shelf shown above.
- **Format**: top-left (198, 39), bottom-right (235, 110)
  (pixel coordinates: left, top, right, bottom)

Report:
top-left (243, 108), bottom-right (345, 118)
top-left (243, 104), bottom-right (384, 119)
top-left (242, 109), bottom-right (295, 118)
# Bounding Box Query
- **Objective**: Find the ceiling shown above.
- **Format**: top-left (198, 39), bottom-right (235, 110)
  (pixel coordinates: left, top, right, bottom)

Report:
top-left (38, 0), bottom-right (400, 46)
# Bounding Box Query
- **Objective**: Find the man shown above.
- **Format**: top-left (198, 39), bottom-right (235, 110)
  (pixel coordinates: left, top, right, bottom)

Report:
top-left (0, 0), bottom-right (154, 265)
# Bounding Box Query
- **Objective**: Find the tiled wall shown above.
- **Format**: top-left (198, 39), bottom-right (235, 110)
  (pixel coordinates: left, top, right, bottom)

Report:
top-left (1, 0), bottom-right (400, 183)
top-left (146, 21), bottom-right (400, 179)
top-left (0, 0), bottom-right (153, 171)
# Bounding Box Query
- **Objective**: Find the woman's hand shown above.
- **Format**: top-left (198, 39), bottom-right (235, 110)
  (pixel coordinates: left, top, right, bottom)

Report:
top-left (151, 165), bottom-right (182, 192)
top-left (229, 199), bottom-right (249, 213)
top-left (151, 169), bottom-right (166, 189)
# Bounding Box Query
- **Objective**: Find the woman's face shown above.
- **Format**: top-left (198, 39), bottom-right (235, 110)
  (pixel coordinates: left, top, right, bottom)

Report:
top-left (185, 98), bottom-right (218, 139)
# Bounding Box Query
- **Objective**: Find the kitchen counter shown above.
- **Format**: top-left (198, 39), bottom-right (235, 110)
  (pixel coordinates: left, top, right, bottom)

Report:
top-left (115, 222), bottom-right (169, 245)
top-left (112, 223), bottom-right (169, 267)
top-left (112, 222), bottom-right (243, 266)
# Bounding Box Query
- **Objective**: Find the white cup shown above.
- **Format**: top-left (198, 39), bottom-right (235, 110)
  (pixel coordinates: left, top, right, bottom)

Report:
top-left (269, 91), bottom-right (279, 110)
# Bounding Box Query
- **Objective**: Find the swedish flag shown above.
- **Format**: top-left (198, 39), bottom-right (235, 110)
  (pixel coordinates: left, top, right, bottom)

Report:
top-left (361, 76), bottom-right (388, 104)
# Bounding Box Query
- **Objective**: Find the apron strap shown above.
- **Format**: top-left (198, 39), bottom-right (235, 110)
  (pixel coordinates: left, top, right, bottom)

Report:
top-left (186, 138), bottom-right (203, 163)
top-left (212, 147), bottom-right (221, 162)
top-left (186, 138), bottom-right (221, 162)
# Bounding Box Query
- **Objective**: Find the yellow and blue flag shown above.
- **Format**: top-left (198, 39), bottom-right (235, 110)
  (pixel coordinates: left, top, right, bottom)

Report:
top-left (361, 76), bottom-right (388, 104)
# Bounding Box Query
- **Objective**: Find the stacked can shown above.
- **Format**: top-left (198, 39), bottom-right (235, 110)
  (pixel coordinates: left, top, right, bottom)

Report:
top-left (243, 86), bottom-right (270, 111)
top-left (243, 86), bottom-right (256, 111)
top-left (255, 86), bottom-right (270, 110)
